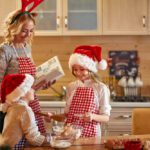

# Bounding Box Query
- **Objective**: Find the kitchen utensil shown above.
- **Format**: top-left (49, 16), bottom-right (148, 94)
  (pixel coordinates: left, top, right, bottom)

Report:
top-left (127, 77), bottom-right (135, 96)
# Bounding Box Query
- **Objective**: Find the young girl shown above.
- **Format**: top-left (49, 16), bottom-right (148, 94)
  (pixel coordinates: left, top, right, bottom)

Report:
top-left (47, 45), bottom-right (111, 137)
top-left (0, 74), bottom-right (50, 148)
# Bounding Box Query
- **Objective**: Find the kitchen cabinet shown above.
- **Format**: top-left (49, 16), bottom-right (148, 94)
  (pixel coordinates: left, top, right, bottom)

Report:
top-left (40, 101), bottom-right (65, 114)
top-left (102, 0), bottom-right (148, 35)
top-left (107, 107), bottom-right (132, 136)
top-left (1, 0), bottom-right (150, 36)
top-left (0, 0), bottom-right (101, 36)
top-left (106, 102), bottom-right (150, 136)
top-left (0, 0), bottom-right (20, 36)
top-left (34, 0), bottom-right (102, 36)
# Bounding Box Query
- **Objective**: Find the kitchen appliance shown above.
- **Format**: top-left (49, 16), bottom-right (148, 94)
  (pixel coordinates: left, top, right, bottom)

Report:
top-left (118, 75), bottom-right (143, 97)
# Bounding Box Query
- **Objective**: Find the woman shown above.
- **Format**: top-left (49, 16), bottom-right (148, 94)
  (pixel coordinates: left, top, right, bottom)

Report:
top-left (0, 10), bottom-right (51, 149)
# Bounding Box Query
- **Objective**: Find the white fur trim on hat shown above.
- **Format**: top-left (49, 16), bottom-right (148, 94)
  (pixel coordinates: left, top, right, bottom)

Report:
top-left (6, 74), bottom-right (34, 104)
top-left (69, 53), bottom-right (97, 73)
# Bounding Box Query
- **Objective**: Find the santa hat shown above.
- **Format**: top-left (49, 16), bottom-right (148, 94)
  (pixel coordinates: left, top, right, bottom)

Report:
top-left (1, 74), bottom-right (34, 104)
top-left (69, 45), bottom-right (107, 73)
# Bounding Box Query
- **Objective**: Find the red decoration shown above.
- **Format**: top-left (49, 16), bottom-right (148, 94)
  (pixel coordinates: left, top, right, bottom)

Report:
top-left (21, 0), bottom-right (44, 12)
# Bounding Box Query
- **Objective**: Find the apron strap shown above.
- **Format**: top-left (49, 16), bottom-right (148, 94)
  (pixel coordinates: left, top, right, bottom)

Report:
top-left (12, 44), bottom-right (28, 57)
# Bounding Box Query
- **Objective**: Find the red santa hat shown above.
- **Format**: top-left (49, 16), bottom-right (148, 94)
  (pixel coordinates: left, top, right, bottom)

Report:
top-left (69, 45), bottom-right (107, 73)
top-left (1, 74), bottom-right (34, 104)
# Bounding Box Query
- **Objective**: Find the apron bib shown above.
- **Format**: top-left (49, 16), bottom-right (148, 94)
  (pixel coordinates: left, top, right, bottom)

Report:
top-left (17, 57), bottom-right (45, 133)
top-left (66, 87), bottom-right (98, 137)
top-left (13, 47), bottom-right (45, 149)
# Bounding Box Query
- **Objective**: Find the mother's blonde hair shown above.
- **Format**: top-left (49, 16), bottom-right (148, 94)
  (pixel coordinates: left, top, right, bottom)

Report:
top-left (3, 10), bottom-right (37, 45)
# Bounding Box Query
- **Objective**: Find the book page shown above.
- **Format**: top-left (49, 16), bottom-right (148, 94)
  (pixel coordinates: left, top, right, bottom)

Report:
top-left (34, 56), bottom-right (65, 90)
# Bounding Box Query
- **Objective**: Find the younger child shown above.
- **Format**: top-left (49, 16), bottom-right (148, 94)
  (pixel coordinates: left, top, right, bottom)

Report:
top-left (47, 45), bottom-right (111, 138)
top-left (0, 74), bottom-right (50, 148)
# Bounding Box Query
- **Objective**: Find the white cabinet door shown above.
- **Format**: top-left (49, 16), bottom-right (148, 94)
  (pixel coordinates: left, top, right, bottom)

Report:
top-left (34, 0), bottom-right (63, 35)
top-left (0, 0), bottom-right (20, 36)
top-left (102, 0), bottom-right (148, 35)
top-left (34, 0), bottom-right (102, 36)
top-left (63, 0), bottom-right (102, 35)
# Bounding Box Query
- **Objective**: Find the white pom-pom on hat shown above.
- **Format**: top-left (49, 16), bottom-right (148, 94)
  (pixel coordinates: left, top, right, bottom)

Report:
top-left (69, 45), bottom-right (107, 73)
top-left (98, 59), bottom-right (107, 70)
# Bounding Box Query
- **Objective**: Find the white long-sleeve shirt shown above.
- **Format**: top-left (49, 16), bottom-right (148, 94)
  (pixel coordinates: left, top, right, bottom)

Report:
top-left (64, 79), bottom-right (111, 136)
top-left (1, 100), bottom-right (45, 147)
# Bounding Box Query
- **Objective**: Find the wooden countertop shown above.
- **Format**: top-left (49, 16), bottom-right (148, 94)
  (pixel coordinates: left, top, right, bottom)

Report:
top-left (24, 134), bottom-right (150, 150)
top-left (24, 136), bottom-right (105, 150)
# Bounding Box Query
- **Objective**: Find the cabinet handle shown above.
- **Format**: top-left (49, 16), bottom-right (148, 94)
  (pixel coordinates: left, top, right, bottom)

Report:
top-left (118, 115), bottom-right (131, 119)
top-left (56, 16), bottom-right (60, 28)
top-left (142, 16), bottom-right (146, 27)
top-left (120, 133), bottom-right (130, 136)
top-left (64, 16), bottom-right (68, 28)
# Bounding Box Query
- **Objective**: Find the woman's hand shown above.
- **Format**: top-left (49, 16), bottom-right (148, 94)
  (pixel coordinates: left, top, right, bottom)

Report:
top-left (42, 80), bottom-right (56, 90)
top-left (33, 80), bottom-right (56, 91)
top-left (32, 80), bottom-right (46, 90)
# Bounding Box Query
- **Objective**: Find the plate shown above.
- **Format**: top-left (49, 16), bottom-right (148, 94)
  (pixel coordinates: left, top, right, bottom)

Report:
top-left (50, 140), bottom-right (72, 148)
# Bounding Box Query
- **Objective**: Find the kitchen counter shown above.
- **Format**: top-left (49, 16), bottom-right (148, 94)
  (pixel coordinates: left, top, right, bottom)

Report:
top-left (110, 102), bottom-right (150, 107)
top-left (39, 101), bottom-right (66, 108)
top-left (24, 136), bottom-right (104, 150)
top-left (24, 134), bottom-right (150, 150)
top-left (38, 94), bottom-right (150, 108)
top-left (39, 100), bottom-right (150, 108)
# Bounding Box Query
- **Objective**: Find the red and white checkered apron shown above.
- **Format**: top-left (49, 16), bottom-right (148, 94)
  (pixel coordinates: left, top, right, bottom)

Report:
top-left (17, 57), bottom-right (45, 133)
top-left (66, 87), bottom-right (98, 137)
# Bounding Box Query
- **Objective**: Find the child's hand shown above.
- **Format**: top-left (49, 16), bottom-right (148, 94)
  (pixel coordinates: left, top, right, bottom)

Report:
top-left (44, 133), bottom-right (51, 144)
top-left (82, 112), bottom-right (93, 122)
top-left (44, 112), bottom-right (54, 122)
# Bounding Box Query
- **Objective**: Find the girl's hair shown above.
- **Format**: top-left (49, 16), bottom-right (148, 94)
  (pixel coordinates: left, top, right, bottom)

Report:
top-left (3, 10), bottom-right (37, 45)
top-left (89, 71), bottom-right (102, 83)
top-left (72, 69), bottom-right (102, 83)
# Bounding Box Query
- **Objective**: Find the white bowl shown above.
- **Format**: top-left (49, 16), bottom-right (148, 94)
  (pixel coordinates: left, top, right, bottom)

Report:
top-left (50, 138), bottom-right (72, 148)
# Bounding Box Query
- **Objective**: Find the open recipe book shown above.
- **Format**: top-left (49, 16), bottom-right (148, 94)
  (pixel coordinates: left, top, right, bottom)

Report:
top-left (33, 56), bottom-right (65, 90)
